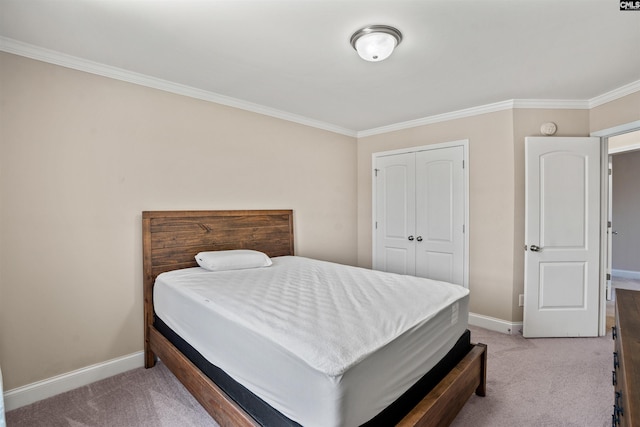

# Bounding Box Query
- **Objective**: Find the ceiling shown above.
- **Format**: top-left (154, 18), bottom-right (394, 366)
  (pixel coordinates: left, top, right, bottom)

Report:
top-left (1, 0), bottom-right (639, 135)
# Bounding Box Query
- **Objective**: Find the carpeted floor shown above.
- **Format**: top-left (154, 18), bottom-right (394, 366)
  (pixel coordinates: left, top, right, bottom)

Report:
top-left (6, 360), bottom-right (215, 427)
top-left (451, 326), bottom-right (613, 427)
top-left (7, 321), bottom-right (619, 427)
top-left (6, 363), bottom-right (218, 427)
top-left (454, 277), bottom-right (639, 427)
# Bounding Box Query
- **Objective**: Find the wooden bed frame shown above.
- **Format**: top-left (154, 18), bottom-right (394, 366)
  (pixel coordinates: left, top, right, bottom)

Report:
top-left (143, 209), bottom-right (487, 427)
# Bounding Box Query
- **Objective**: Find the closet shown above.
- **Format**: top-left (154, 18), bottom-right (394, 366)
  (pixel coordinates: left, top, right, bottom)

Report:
top-left (373, 141), bottom-right (467, 287)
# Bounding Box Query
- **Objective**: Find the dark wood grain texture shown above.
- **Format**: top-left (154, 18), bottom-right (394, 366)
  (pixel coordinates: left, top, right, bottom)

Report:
top-left (614, 289), bottom-right (640, 427)
top-left (142, 209), bottom-right (486, 427)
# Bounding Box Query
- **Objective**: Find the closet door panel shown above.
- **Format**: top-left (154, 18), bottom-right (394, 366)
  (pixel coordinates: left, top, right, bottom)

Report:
top-left (415, 147), bottom-right (464, 285)
top-left (374, 153), bottom-right (416, 275)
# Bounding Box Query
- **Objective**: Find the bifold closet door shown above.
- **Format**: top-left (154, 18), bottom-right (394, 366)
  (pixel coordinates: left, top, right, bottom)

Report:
top-left (374, 146), bottom-right (464, 284)
top-left (374, 152), bottom-right (417, 275)
top-left (415, 147), bottom-right (464, 284)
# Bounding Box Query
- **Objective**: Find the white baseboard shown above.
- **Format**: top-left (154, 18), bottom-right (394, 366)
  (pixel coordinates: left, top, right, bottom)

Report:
top-left (3, 351), bottom-right (144, 411)
top-left (469, 312), bottom-right (523, 335)
top-left (612, 269), bottom-right (640, 280)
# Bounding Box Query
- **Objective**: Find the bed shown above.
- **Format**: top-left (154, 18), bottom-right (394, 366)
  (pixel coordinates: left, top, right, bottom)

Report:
top-left (143, 209), bottom-right (486, 427)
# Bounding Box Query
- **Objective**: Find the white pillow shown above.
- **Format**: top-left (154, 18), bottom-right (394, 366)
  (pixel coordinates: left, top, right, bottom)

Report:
top-left (195, 249), bottom-right (272, 271)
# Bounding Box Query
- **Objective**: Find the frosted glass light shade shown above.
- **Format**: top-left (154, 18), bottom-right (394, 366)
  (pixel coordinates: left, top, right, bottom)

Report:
top-left (350, 25), bottom-right (402, 62)
top-left (355, 32), bottom-right (397, 62)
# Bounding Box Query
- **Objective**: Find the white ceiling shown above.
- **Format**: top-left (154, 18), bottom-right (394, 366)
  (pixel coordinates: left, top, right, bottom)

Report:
top-left (1, 0), bottom-right (639, 135)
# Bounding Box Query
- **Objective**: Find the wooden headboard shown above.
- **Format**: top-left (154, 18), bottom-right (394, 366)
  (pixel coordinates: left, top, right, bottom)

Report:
top-left (142, 209), bottom-right (294, 366)
top-left (142, 210), bottom-right (294, 281)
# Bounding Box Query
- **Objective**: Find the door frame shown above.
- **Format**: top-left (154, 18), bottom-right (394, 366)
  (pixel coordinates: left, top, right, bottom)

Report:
top-left (592, 120), bottom-right (640, 336)
top-left (372, 139), bottom-right (470, 288)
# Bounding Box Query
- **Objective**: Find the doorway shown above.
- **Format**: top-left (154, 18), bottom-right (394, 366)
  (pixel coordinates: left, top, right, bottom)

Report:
top-left (604, 130), bottom-right (640, 329)
top-left (592, 121), bottom-right (640, 335)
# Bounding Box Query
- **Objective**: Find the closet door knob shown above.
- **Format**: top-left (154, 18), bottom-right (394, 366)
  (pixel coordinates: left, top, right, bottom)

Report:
top-left (416, 236), bottom-right (423, 242)
top-left (408, 235), bottom-right (414, 241)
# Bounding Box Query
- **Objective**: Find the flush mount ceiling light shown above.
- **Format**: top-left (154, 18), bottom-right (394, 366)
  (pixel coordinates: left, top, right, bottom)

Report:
top-left (350, 25), bottom-right (403, 62)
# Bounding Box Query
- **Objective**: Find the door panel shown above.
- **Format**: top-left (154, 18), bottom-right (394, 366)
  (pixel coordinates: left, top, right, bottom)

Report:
top-left (539, 262), bottom-right (586, 308)
top-left (384, 248), bottom-right (411, 275)
top-left (524, 137), bottom-right (600, 338)
top-left (415, 147), bottom-right (464, 285)
top-left (374, 153), bottom-right (416, 275)
top-left (425, 162), bottom-right (453, 241)
top-left (541, 153), bottom-right (587, 247)
top-left (424, 252), bottom-right (454, 283)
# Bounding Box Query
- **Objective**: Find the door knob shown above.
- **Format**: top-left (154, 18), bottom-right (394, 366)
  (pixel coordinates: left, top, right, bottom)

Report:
top-left (530, 245), bottom-right (541, 252)
top-left (408, 235), bottom-right (414, 241)
top-left (416, 236), bottom-right (423, 242)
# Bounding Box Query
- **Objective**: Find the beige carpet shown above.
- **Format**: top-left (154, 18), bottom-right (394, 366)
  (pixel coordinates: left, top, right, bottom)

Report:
top-left (6, 361), bottom-right (215, 427)
top-left (451, 326), bottom-right (613, 427)
top-left (7, 323), bottom-right (617, 427)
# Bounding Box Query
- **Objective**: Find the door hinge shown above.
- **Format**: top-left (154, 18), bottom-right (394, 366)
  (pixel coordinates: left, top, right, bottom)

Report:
top-left (609, 168), bottom-right (612, 176)
top-left (608, 221), bottom-right (612, 228)
top-left (374, 168), bottom-right (380, 177)
top-left (607, 273), bottom-right (611, 281)
top-left (463, 224), bottom-right (465, 233)
top-left (462, 160), bottom-right (465, 169)
top-left (375, 221), bottom-right (378, 230)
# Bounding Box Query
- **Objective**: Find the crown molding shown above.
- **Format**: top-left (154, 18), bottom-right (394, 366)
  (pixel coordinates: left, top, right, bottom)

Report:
top-left (589, 79), bottom-right (640, 109)
top-left (2, 36), bottom-right (638, 140)
top-left (511, 99), bottom-right (590, 109)
top-left (357, 99), bottom-right (596, 138)
top-left (0, 37), bottom-right (357, 138)
top-left (357, 100), bottom-right (517, 138)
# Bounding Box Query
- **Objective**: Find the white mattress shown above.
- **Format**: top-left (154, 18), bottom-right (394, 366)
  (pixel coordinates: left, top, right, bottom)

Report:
top-left (154, 256), bottom-right (469, 427)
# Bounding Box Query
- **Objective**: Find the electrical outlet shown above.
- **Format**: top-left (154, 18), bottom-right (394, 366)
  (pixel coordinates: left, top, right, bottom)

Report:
top-left (519, 294), bottom-right (524, 307)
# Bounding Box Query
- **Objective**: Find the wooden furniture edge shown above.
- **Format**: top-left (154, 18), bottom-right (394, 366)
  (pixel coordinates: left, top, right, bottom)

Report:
top-left (397, 343), bottom-right (487, 427)
top-left (143, 212), bottom-right (155, 368)
top-left (615, 289), bottom-right (640, 426)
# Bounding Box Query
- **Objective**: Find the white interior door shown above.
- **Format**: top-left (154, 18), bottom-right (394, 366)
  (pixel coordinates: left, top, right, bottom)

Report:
top-left (523, 136), bottom-right (601, 338)
top-left (374, 152), bottom-right (416, 275)
top-left (415, 147), bottom-right (464, 284)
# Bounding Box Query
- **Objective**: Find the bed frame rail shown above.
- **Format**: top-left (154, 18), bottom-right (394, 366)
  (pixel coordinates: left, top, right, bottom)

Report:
top-left (398, 343), bottom-right (487, 427)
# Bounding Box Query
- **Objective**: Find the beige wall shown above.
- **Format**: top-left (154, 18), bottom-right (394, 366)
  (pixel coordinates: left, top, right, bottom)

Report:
top-left (609, 130), bottom-right (640, 151)
top-left (2, 49), bottom-right (639, 392)
top-left (357, 110), bottom-right (517, 321)
top-left (589, 92), bottom-right (640, 133)
top-left (0, 52), bottom-right (357, 390)
top-left (611, 150), bottom-right (640, 272)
